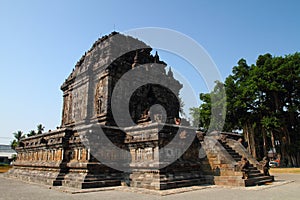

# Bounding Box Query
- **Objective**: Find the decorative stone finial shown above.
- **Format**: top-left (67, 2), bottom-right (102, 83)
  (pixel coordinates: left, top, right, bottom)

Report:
top-left (167, 67), bottom-right (173, 77)
top-left (154, 51), bottom-right (159, 63)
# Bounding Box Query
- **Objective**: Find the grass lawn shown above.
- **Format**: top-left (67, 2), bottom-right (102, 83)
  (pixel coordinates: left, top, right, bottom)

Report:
top-left (270, 168), bottom-right (300, 174)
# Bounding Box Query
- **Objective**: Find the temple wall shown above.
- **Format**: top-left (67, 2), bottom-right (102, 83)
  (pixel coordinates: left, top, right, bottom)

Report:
top-left (125, 123), bottom-right (213, 190)
top-left (7, 33), bottom-right (218, 190)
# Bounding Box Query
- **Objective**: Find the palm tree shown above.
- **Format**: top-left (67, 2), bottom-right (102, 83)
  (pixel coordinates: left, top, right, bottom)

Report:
top-left (27, 130), bottom-right (37, 137)
top-left (13, 131), bottom-right (25, 142)
top-left (37, 124), bottom-right (45, 134)
top-left (11, 131), bottom-right (25, 149)
top-left (10, 140), bottom-right (18, 150)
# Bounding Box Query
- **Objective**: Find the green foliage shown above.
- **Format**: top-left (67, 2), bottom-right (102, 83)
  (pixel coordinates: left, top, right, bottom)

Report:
top-left (10, 140), bottom-right (18, 150)
top-left (37, 124), bottom-right (45, 135)
top-left (0, 163), bottom-right (11, 167)
top-left (189, 81), bottom-right (226, 131)
top-left (190, 52), bottom-right (300, 165)
top-left (178, 97), bottom-right (186, 118)
top-left (10, 124), bottom-right (46, 149)
top-left (13, 131), bottom-right (25, 142)
top-left (261, 116), bottom-right (280, 132)
top-left (189, 107), bottom-right (201, 127)
top-left (10, 131), bottom-right (25, 149)
top-left (27, 130), bottom-right (37, 137)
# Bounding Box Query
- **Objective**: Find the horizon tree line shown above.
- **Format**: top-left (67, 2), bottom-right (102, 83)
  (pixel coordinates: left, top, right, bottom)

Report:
top-left (10, 124), bottom-right (45, 149)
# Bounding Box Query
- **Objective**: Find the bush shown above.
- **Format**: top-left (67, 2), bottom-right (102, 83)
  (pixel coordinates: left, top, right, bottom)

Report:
top-left (0, 163), bottom-right (10, 167)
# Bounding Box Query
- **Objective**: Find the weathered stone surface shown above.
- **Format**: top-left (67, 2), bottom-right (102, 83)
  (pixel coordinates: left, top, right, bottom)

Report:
top-left (6, 32), bottom-right (273, 190)
top-left (201, 132), bottom-right (274, 186)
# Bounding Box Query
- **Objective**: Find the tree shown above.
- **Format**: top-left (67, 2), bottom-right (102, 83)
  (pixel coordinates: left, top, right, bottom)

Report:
top-left (13, 131), bottom-right (25, 142)
top-left (27, 130), bottom-right (37, 137)
top-left (190, 52), bottom-right (300, 164)
top-left (189, 107), bottom-right (201, 128)
top-left (11, 131), bottom-right (25, 149)
top-left (179, 97), bottom-right (187, 118)
top-left (37, 124), bottom-right (45, 135)
top-left (189, 81), bottom-right (226, 132)
top-left (261, 116), bottom-right (280, 155)
top-left (10, 140), bottom-right (18, 150)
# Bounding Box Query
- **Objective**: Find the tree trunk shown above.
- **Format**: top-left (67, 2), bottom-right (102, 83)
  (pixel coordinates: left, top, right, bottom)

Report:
top-left (262, 128), bottom-right (268, 157)
top-left (291, 155), bottom-right (297, 167)
top-left (296, 152), bottom-right (300, 167)
top-left (280, 136), bottom-right (287, 167)
top-left (243, 125), bottom-right (251, 153)
top-left (249, 125), bottom-right (257, 159)
top-left (282, 126), bottom-right (292, 166)
top-left (270, 130), bottom-right (276, 156)
top-left (245, 122), bottom-right (257, 159)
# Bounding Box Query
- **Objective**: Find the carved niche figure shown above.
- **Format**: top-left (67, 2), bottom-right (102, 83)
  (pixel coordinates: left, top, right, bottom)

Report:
top-left (97, 96), bottom-right (104, 114)
top-left (95, 80), bottom-right (105, 115)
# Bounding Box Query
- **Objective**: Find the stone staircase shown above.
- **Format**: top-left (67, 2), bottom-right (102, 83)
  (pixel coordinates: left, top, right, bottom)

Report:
top-left (219, 140), bottom-right (274, 186)
top-left (52, 173), bottom-right (65, 186)
top-left (52, 162), bottom-right (122, 189)
top-left (53, 172), bottom-right (122, 188)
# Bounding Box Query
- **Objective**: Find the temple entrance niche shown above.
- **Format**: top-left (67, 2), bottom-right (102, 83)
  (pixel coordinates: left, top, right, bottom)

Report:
top-left (129, 83), bottom-right (180, 125)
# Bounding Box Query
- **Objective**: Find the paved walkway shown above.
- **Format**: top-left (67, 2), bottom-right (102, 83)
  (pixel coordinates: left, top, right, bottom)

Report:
top-left (1, 173), bottom-right (299, 200)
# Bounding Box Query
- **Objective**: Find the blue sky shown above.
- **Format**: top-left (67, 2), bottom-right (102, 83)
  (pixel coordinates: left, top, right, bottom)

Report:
top-left (0, 0), bottom-right (299, 144)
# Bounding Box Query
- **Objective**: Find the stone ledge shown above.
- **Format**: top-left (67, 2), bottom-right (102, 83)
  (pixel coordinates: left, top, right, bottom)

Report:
top-left (57, 185), bottom-right (214, 196)
top-left (216, 179), bottom-right (294, 191)
top-left (3, 173), bottom-right (294, 195)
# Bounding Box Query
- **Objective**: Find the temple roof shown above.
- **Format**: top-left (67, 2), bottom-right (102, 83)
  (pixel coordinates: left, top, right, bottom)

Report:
top-left (61, 31), bottom-right (155, 89)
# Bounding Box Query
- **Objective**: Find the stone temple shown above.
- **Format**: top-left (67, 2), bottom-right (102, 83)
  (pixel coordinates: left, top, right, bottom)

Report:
top-left (6, 32), bottom-right (274, 190)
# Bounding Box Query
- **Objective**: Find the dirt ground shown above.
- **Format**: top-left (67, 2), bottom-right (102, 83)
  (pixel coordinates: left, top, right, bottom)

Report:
top-left (1, 173), bottom-right (300, 200)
